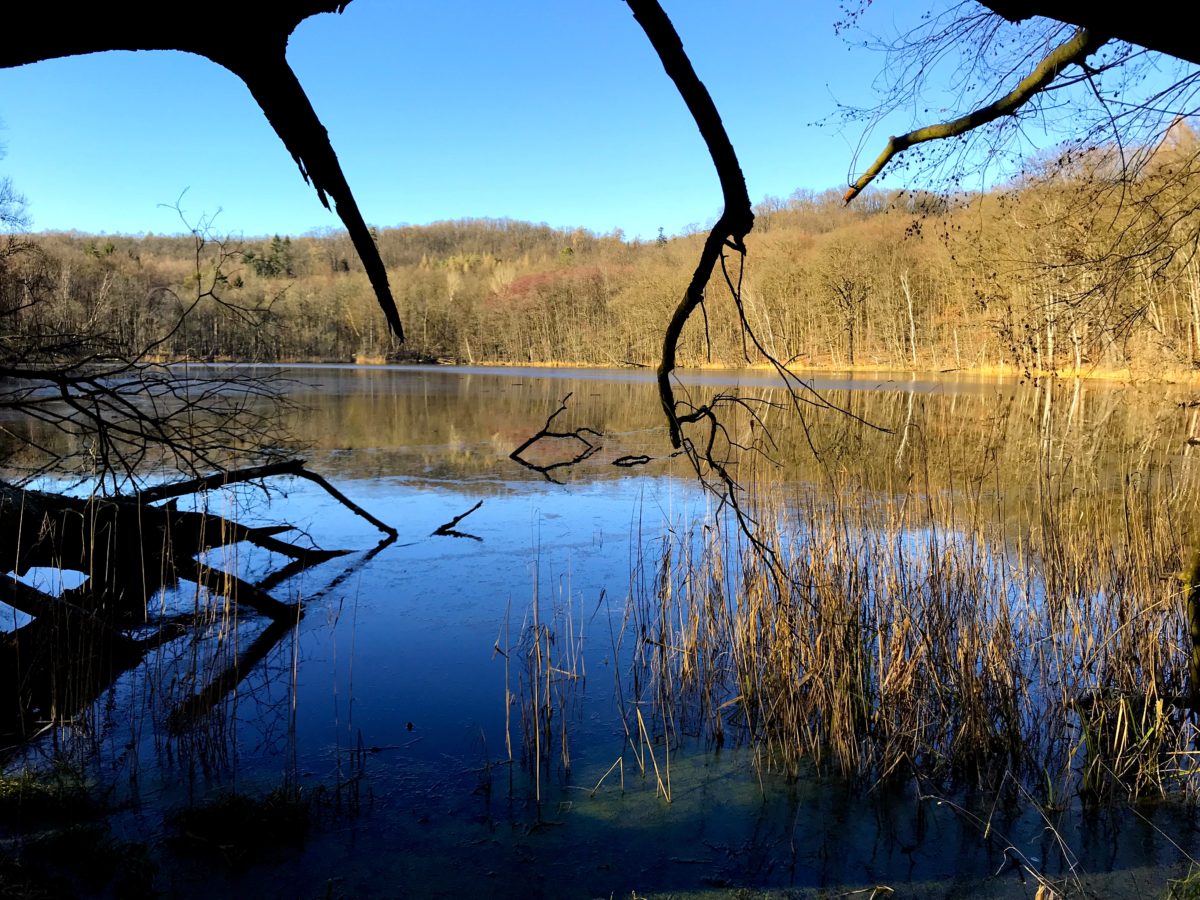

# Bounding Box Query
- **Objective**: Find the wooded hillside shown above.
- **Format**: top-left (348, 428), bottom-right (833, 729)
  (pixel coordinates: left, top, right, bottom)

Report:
top-left (7, 125), bottom-right (1200, 378)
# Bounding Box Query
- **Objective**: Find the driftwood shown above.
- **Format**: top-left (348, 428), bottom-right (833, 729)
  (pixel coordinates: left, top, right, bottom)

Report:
top-left (0, 459), bottom-right (395, 744)
top-left (431, 500), bottom-right (484, 541)
top-left (509, 393), bottom-right (602, 484)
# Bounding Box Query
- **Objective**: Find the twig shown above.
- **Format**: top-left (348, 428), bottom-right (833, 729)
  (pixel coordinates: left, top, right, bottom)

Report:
top-left (844, 27), bottom-right (1108, 203)
top-left (432, 500), bottom-right (484, 541)
top-left (509, 393), bottom-right (602, 483)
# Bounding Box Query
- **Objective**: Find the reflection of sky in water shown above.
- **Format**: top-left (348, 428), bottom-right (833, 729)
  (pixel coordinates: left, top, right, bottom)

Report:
top-left (125, 477), bottom-right (1173, 899)
top-left (276, 472), bottom-right (710, 772)
top-left (5, 366), bottom-right (1200, 897)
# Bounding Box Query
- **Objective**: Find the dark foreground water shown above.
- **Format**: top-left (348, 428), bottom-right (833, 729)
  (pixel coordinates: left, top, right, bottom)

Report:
top-left (6, 365), bottom-right (1200, 897)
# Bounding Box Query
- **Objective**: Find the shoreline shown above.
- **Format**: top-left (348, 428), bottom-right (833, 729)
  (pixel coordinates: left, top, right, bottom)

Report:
top-left (157, 355), bottom-right (1200, 386)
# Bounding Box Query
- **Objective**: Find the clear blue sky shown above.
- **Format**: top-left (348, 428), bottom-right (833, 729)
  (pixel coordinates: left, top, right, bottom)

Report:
top-left (0, 2), bottom-right (973, 239)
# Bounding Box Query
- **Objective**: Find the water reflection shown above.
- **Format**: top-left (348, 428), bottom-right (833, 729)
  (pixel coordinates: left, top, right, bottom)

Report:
top-left (5, 365), bottom-right (1200, 897)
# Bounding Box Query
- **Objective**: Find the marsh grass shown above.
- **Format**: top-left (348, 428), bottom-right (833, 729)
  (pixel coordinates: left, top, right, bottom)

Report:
top-left (624, 412), bottom-right (1200, 803)
top-left (503, 559), bottom-right (588, 803)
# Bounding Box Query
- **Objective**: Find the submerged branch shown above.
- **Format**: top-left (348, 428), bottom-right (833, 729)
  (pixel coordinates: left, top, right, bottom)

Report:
top-left (433, 500), bottom-right (484, 541)
top-left (168, 616), bottom-right (300, 732)
top-left (0, 574), bottom-right (135, 652)
top-left (0, 459), bottom-right (395, 744)
top-left (509, 393), bottom-right (602, 483)
top-left (139, 457), bottom-right (398, 540)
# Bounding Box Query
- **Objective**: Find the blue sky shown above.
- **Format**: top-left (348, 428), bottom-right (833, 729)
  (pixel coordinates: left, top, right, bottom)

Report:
top-left (0, 2), bottom-right (1023, 239)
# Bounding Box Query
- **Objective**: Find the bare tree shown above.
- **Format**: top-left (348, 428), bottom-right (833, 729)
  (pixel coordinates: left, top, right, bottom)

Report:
top-left (840, 5), bottom-right (1198, 199)
top-left (7, 2), bottom-right (1197, 447)
top-left (2, 3), bottom-right (402, 340)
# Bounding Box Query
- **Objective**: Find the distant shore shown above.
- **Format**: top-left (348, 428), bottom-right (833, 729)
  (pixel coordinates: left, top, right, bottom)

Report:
top-left (156, 354), bottom-right (1200, 386)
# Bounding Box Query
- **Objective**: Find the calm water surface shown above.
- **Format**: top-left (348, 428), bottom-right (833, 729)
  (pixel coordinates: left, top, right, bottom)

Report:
top-left (9, 365), bottom-right (1200, 898)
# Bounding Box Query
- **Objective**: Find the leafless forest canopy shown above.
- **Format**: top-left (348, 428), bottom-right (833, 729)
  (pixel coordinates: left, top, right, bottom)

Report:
top-left (6, 123), bottom-right (1200, 378)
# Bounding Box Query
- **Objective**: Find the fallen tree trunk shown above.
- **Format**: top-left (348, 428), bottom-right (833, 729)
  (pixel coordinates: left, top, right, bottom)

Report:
top-left (0, 459), bottom-right (395, 744)
top-left (0, 458), bottom-right (390, 622)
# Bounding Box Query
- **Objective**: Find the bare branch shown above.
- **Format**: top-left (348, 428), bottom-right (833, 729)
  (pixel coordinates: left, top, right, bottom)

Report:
top-left (845, 26), bottom-right (1109, 203)
top-left (509, 393), bottom-right (602, 483)
top-left (432, 500), bottom-right (484, 541)
top-left (624, 0), bottom-right (754, 449)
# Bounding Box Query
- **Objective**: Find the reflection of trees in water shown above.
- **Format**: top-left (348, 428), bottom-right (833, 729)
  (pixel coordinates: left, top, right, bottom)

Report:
top-left (11, 369), bottom-right (1195, 527)
top-left (282, 370), bottom-right (1199, 507)
top-left (0, 457), bottom-right (395, 767)
top-left (8, 369), bottom-right (1196, 760)
top-left (18, 366), bottom-right (1189, 504)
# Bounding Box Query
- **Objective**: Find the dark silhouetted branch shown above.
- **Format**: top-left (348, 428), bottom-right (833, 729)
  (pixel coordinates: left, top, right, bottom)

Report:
top-left (289, 467), bottom-right (399, 538)
top-left (509, 393), bottom-right (602, 483)
top-left (2, 2), bottom-right (402, 338)
top-left (168, 616), bottom-right (299, 732)
top-left (0, 574), bottom-right (135, 652)
top-left (978, 2), bottom-right (1199, 67)
top-left (432, 500), bottom-right (484, 541)
top-left (138, 458), bottom-right (398, 540)
top-left (625, 0), bottom-right (754, 450)
top-left (137, 459), bottom-right (311, 503)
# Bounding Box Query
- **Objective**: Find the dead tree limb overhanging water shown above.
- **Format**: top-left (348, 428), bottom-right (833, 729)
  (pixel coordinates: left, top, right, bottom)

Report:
top-left (0, 459), bottom-right (395, 744)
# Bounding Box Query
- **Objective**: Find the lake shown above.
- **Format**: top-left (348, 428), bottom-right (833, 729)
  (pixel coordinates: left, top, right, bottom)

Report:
top-left (6, 364), bottom-right (1200, 898)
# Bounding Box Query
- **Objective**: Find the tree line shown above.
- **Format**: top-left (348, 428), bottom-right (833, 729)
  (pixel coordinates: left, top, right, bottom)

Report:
top-left (5, 125), bottom-right (1200, 378)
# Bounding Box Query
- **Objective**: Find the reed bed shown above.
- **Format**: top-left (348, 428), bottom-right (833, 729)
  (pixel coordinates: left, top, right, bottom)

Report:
top-left (502, 566), bottom-right (587, 803)
top-left (624, 427), bottom-right (1200, 802)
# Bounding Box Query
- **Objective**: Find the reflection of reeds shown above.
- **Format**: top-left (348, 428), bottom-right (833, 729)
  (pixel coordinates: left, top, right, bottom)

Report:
top-left (626, 426), bottom-right (1200, 802)
top-left (504, 560), bottom-right (587, 803)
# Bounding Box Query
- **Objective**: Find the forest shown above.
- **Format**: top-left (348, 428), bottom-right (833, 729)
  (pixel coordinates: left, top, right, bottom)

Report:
top-left (7, 121), bottom-right (1200, 380)
top-left (8, 3), bottom-right (1200, 896)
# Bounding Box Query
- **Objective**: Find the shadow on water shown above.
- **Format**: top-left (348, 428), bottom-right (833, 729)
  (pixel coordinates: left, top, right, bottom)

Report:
top-left (5, 365), bottom-right (1200, 896)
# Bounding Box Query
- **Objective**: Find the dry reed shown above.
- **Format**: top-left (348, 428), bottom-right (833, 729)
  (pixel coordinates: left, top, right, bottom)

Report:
top-left (623, 416), bottom-right (1200, 803)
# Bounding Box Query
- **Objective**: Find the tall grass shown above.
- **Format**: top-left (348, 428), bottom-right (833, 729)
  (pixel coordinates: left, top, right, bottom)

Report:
top-left (625, 410), bottom-right (1200, 802)
top-left (502, 559), bottom-right (587, 803)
